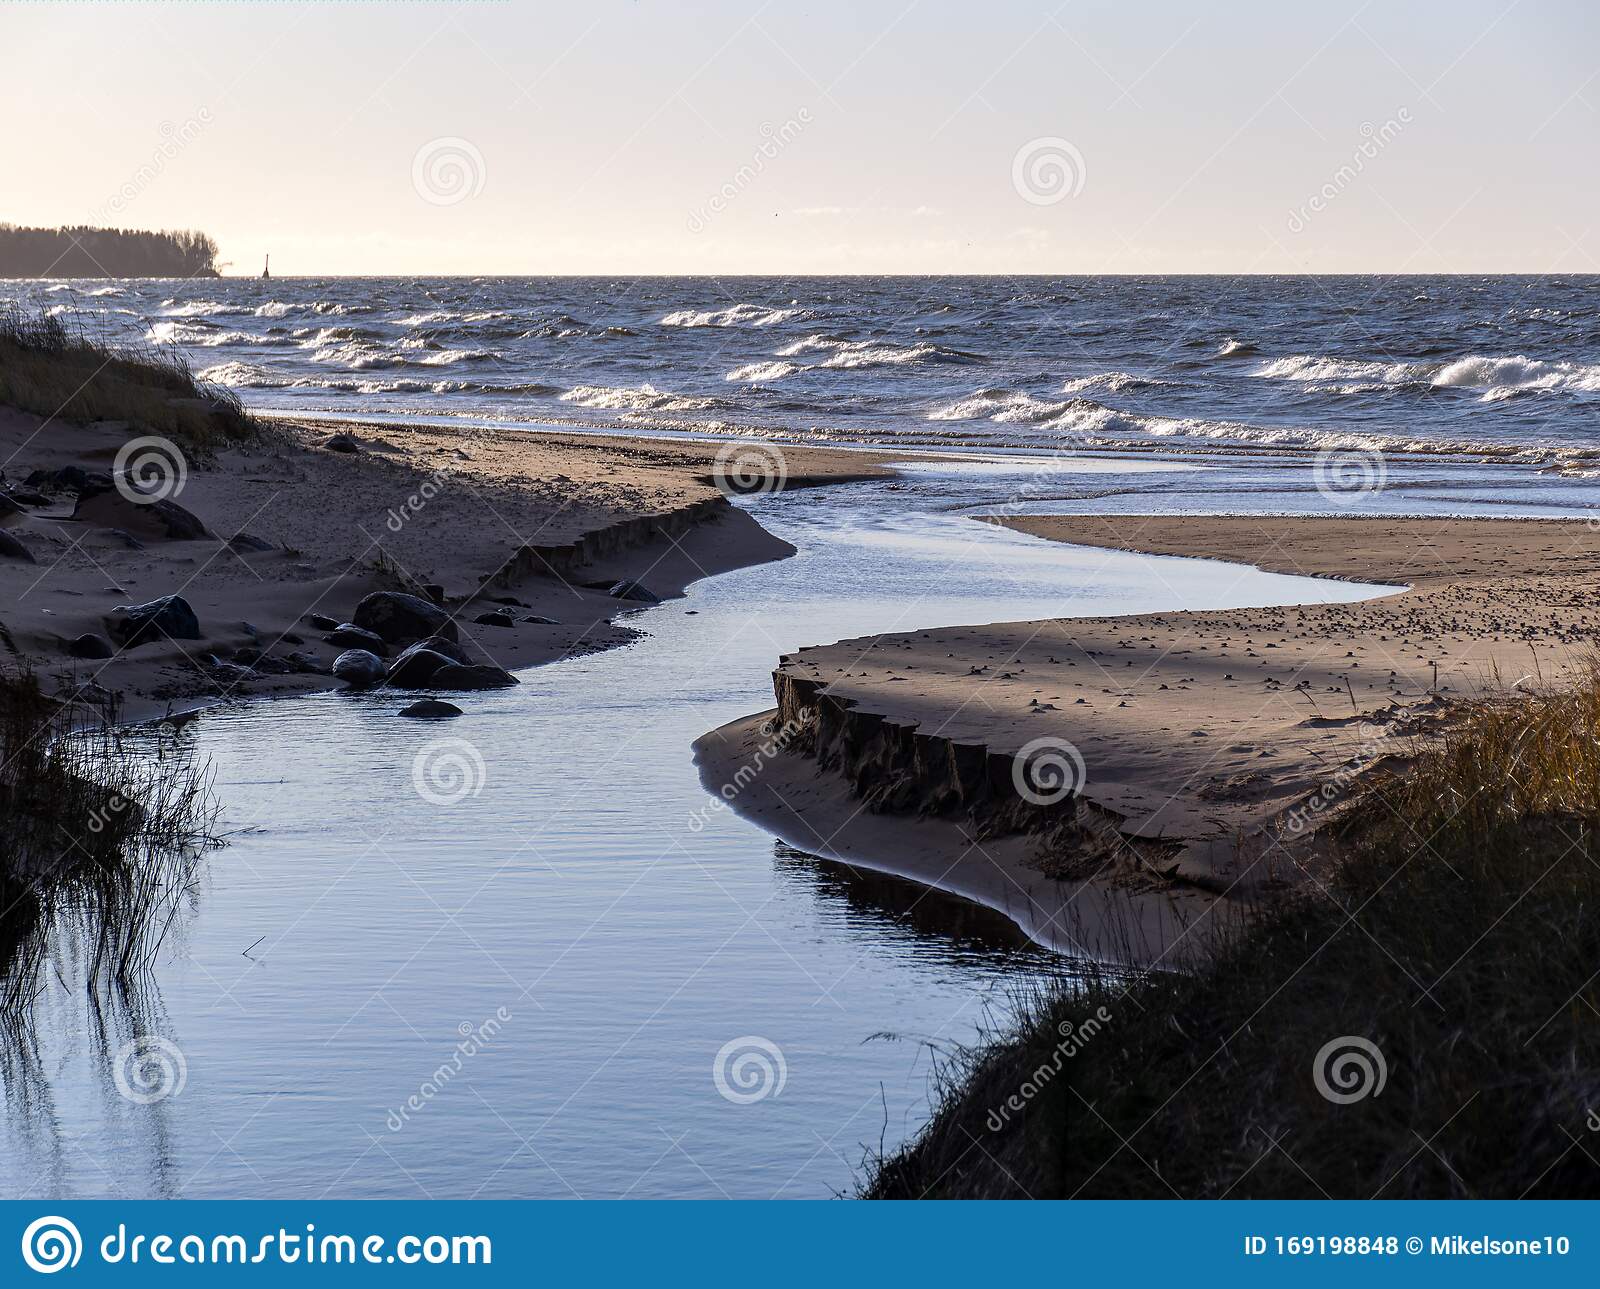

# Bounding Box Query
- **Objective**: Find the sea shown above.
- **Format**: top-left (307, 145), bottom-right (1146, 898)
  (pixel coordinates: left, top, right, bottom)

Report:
top-left (11, 274), bottom-right (1600, 468)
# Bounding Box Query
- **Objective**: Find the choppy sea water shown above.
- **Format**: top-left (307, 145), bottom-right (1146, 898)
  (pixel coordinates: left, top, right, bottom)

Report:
top-left (10, 275), bottom-right (1600, 465)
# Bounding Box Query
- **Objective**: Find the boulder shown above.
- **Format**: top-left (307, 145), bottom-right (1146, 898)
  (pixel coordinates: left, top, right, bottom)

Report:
top-left (473, 609), bottom-right (516, 628)
top-left (331, 649), bottom-right (385, 688)
top-left (607, 580), bottom-right (660, 604)
top-left (285, 650), bottom-right (326, 674)
top-left (26, 465), bottom-right (114, 496)
top-left (398, 699), bottom-right (463, 719)
top-left (67, 632), bottom-right (115, 659)
top-left (106, 595), bottom-right (200, 647)
top-left (325, 623), bottom-right (388, 655)
top-left (74, 489), bottom-right (211, 541)
top-left (427, 663), bottom-right (518, 691)
top-left (522, 615), bottom-right (560, 625)
top-left (306, 613), bottom-right (339, 631)
top-left (386, 646), bottom-right (455, 688)
top-left (352, 591), bottom-right (457, 645)
top-left (0, 530), bottom-right (34, 563)
top-left (408, 635), bottom-right (467, 663)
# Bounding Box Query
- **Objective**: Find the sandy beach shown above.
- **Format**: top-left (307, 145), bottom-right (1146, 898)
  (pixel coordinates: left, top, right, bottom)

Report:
top-left (697, 511), bottom-right (1600, 958)
top-left (0, 408), bottom-right (894, 723)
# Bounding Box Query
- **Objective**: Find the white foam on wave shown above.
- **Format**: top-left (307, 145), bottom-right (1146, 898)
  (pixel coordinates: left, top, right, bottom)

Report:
top-left (160, 299), bottom-right (233, 317)
top-left (725, 361), bottom-right (803, 382)
top-left (1060, 371), bottom-right (1172, 395)
top-left (560, 383), bottom-right (721, 413)
top-left (660, 303), bottom-right (802, 328)
top-left (777, 333), bottom-right (975, 369)
top-left (198, 361), bottom-right (287, 389)
top-left (1254, 354), bottom-right (1412, 384)
top-left (929, 389), bottom-right (1067, 424)
top-left (1255, 351), bottom-right (1600, 399)
top-left (148, 321), bottom-right (285, 348)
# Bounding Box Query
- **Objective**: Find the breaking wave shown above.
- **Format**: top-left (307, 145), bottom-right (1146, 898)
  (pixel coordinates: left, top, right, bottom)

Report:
top-left (660, 303), bottom-right (805, 328)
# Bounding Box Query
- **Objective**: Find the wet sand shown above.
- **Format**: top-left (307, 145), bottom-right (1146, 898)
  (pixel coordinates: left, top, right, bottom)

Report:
top-left (698, 513), bottom-right (1600, 957)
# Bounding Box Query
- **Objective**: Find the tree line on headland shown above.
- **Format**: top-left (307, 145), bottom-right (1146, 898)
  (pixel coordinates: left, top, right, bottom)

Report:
top-left (0, 224), bottom-right (220, 278)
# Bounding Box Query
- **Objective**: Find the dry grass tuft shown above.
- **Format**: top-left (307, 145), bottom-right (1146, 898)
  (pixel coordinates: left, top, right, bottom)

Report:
top-left (867, 672), bottom-right (1600, 1199)
top-left (0, 307), bottom-right (259, 449)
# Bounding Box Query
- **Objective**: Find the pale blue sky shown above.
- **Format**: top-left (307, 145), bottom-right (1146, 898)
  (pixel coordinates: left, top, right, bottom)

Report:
top-left (3, 0), bottom-right (1596, 273)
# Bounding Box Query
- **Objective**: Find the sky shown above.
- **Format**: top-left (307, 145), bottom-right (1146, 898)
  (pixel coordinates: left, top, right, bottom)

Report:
top-left (2, 0), bottom-right (1597, 275)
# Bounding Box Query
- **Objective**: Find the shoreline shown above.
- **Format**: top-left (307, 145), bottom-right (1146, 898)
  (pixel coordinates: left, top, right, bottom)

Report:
top-left (697, 512), bottom-right (1600, 959)
top-left (0, 408), bottom-right (903, 726)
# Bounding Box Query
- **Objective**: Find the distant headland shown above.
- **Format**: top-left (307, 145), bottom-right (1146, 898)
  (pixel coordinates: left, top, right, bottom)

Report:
top-left (0, 224), bottom-right (220, 278)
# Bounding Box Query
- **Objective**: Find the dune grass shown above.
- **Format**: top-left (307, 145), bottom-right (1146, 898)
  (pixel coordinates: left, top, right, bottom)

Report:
top-left (0, 306), bottom-right (257, 448)
top-left (867, 675), bottom-right (1600, 1199)
top-left (0, 672), bottom-right (218, 1012)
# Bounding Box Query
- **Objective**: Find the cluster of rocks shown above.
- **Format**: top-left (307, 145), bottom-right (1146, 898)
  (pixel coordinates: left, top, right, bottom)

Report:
top-left (328, 591), bottom-right (518, 698)
top-left (79, 590), bottom-right (516, 720)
